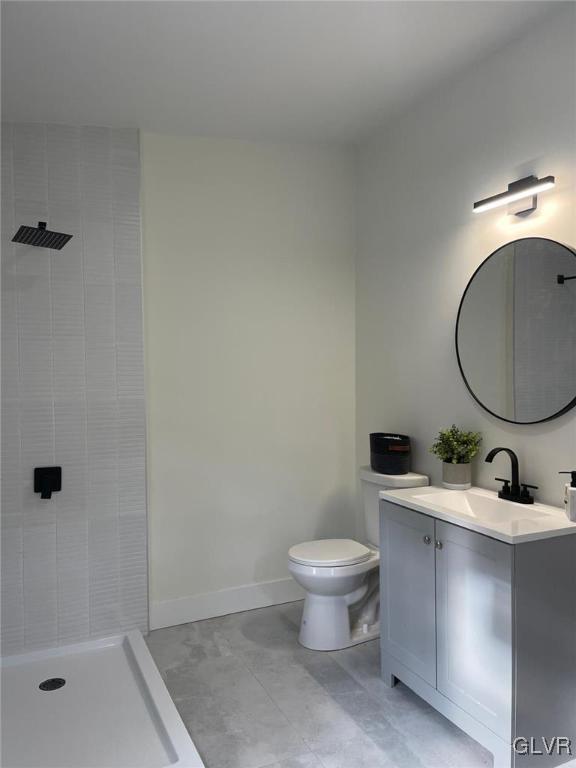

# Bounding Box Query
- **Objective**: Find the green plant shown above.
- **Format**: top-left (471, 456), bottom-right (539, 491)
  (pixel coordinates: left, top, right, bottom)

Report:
top-left (430, 425), bottom-right (482, 464)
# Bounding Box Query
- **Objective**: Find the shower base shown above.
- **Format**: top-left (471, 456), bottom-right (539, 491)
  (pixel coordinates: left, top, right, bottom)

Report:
top-left (1, 630), bottom-right (204, 768)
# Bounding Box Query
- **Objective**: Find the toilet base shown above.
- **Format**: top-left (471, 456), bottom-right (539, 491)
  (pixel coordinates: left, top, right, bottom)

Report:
top-left (298, 593), bottom-right (380, 651)
top-left (347, 622), bottom-right (380, 648)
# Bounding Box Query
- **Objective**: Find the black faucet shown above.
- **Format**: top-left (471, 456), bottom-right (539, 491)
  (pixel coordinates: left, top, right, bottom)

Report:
top-left (485, 448), bottom-right (537, 504)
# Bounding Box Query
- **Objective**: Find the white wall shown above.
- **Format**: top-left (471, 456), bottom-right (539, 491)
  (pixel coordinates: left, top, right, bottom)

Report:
top-left (356, 5), bottom-right (576, 519)
top-left (142, 135), bottom-right (356, 628)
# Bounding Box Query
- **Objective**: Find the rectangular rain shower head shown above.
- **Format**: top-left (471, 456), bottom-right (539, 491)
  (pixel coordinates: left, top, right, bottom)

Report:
top-left (12, 221), bottom-right (72, 250)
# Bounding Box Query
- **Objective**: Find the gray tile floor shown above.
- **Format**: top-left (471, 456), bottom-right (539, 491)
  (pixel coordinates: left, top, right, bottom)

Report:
top-left (146, 601), bottom-right (493, 768)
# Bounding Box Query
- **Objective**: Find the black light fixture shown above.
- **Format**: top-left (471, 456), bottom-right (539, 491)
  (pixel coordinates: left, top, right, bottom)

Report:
top-left (473, 175), bottom-right (555, 216)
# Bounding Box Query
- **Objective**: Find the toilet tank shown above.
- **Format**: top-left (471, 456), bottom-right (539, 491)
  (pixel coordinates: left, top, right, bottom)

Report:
top-left (359, 467), bottom-right (429, 547)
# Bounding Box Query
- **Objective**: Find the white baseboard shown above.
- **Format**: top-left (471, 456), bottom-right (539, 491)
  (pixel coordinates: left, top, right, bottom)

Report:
top-left (149, 577), bottom-right (305, 630)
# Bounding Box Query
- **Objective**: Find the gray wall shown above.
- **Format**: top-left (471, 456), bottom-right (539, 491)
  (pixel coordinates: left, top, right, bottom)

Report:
top-left (1, 123), bottom-right (147, 654)
top-left (356, 5), bottom-right (576, 518)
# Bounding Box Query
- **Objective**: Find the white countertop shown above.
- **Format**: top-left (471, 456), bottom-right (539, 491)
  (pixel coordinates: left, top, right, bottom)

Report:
top-left (379, 485), bottom-right (576, 544)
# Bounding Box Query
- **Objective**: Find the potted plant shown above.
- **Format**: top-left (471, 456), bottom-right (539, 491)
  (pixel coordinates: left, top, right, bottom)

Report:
top-left (430, 425), bottom-right (482, 490)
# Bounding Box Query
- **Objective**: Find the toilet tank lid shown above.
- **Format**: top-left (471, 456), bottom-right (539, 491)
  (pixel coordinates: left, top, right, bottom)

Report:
top-left (359, 467), bottom-right (429, 488)
top-left (289, 539), bottom-right (372, 567)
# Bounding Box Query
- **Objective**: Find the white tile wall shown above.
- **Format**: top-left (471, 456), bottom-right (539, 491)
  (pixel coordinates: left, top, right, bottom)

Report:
top-left (1, 123), bottom-right (148, 654)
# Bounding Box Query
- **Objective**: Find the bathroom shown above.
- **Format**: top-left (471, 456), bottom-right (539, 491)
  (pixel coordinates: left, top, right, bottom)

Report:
top-left (1, 2), bottom-right (575, 767)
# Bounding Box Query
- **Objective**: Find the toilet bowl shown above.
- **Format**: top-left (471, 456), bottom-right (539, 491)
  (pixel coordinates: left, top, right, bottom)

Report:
top-left (288, 468), bottom-right (428, 651)
top-left (288, 539), bottom-right (380, 651)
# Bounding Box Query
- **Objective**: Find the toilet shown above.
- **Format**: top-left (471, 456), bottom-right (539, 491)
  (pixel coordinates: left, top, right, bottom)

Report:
top-left (288, 467), bottom-right (429, 651)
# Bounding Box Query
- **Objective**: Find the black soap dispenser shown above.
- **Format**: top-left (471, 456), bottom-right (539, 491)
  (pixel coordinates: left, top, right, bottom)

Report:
top-left (559, 471), bottom-right (576, 522)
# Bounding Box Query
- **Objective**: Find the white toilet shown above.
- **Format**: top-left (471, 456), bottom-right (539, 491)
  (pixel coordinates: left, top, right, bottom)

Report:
top-left (288, 467), bottom-right (429, 651)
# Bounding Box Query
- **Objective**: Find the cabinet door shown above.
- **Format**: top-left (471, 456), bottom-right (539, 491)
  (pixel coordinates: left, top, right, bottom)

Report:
top-left (435, 521), bottom-right (513, 740)
top-left (380, 501), bottom-right (437, 686)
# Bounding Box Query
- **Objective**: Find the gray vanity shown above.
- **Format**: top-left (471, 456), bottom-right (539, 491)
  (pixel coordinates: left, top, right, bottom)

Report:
top-left (378, 486), bottom-right (576, 768)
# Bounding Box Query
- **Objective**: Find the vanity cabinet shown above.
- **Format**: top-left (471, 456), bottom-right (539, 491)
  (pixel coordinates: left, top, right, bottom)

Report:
top-left (435, 520), bottom-right (512, 739)
top-left (381, 504), bottom-right (437, 687)
top-left (380, 499), bottom-right (576, 768)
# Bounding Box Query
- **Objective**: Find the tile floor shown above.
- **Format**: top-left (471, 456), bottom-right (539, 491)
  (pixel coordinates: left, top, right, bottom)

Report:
top-left (146, 601), bottom-right (492, 768)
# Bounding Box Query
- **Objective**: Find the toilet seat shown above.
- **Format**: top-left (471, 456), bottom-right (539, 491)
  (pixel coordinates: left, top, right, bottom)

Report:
top-left (288, 539), bottom-right (372, 567)
top-left (289, 549), bottom-right (379, 581)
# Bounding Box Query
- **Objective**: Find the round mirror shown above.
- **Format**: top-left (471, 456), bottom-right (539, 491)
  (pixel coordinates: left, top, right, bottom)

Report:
top-left (456, 237), bottom-right (576, 424)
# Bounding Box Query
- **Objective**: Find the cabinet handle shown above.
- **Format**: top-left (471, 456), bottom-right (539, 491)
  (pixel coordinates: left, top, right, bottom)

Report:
top-left (423, 535), bottom-right (431, 545)
top-left (435, 540), bottom-right (443, 550)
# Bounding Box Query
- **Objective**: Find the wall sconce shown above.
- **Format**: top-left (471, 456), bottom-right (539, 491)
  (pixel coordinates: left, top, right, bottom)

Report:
top-left (473, 175), bottom-right (555, 216)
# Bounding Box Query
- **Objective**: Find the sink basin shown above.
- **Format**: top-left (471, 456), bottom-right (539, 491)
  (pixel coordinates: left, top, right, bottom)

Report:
top-left (413, 489), bottom-right (549, 522)
top-left (379, 485), bottom-right (576, 543)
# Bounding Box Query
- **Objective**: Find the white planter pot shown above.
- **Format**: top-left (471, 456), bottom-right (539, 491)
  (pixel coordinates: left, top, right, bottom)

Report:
top-left (442, 462), bottom-right (471, 490)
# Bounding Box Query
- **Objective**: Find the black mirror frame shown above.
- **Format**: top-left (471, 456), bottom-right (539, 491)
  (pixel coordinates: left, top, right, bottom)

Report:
top-left (455, 236), bottom-right (576, 425)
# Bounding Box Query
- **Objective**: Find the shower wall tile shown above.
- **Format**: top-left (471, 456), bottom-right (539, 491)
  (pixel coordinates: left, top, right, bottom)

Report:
top-left (85, 345), bottom-right (117, 398)
top-left (117, 344), bottom-right (145, 398)
top-left (85, 284), bottom-right (115, 343)
top-left (1, 520), bottom-right (24, 655)
top-left (118, 513), bottom-right (148, 631)
top-left (1, 210), bottom-right (15, 258)
top-left (118, 398), bottom-right (146, 464)
top-left (52, 276), bottom-right (85, 336)
top-left (18, 339), bottom-right (54, 399)
top-left (23, 519), bottom-right (58, 649)
top-left (1, 123), bottom-right (147, 655)
top-left (50, 220), bottom-right (83, 284)
top-left (81, 161), bottom-right (112, 221)
top-left (53, 337), bottom-right (86, 398)
top-left (57, 518), bottom-right (89, 643)
top-left (88, 515), bottom-right (120, 635)
top-left (1, 288), bottom-right (19, 400)
top-left (19, 400), bottom-right (54, 469)
top-left (17, 261), bottom-right (52, 338)
top-left (83, 219), bottom-right (114, 283)
top-left (114, 216), bottom-right (141, 282)
top-left (1, 404), bottom-right (21, 517)
top-left (116, 283), bottom-right (143, 344)
top-left (47, 124), bottom-right (80, 208)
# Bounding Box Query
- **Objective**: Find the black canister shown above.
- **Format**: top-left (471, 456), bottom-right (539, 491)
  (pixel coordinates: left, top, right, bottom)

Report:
top-left (370, 433), bottom-right (411, 475)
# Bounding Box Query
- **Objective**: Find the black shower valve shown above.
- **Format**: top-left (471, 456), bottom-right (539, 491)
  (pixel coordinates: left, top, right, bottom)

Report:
top-left (34, 467), bottom-right (62, 500)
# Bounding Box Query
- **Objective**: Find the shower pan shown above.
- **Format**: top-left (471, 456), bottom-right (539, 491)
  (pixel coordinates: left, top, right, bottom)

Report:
top-left (1, 631), bottom-right (204, 768)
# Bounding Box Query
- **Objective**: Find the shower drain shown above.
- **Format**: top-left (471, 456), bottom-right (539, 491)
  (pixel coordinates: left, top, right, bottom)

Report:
top-left (39, 678), bottom-right (66, 691)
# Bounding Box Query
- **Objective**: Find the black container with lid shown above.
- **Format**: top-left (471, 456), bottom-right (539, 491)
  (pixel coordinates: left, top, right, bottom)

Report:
top-left (370, 433), bottom-right (411, 475)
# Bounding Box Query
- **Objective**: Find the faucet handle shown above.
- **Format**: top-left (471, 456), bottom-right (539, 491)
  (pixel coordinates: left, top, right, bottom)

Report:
top-left (520, 483), bottom-right (538, 503)
top-left (495, 477), bottom-right (511, 496)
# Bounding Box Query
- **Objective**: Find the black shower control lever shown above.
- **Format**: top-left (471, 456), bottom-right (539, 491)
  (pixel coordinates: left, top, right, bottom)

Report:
top-left (34, 467), bottom-right (62, 500)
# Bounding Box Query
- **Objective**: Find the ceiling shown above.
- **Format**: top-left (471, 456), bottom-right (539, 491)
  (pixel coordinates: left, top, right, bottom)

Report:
top-left (1, 1), bottom-right (558, 142)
